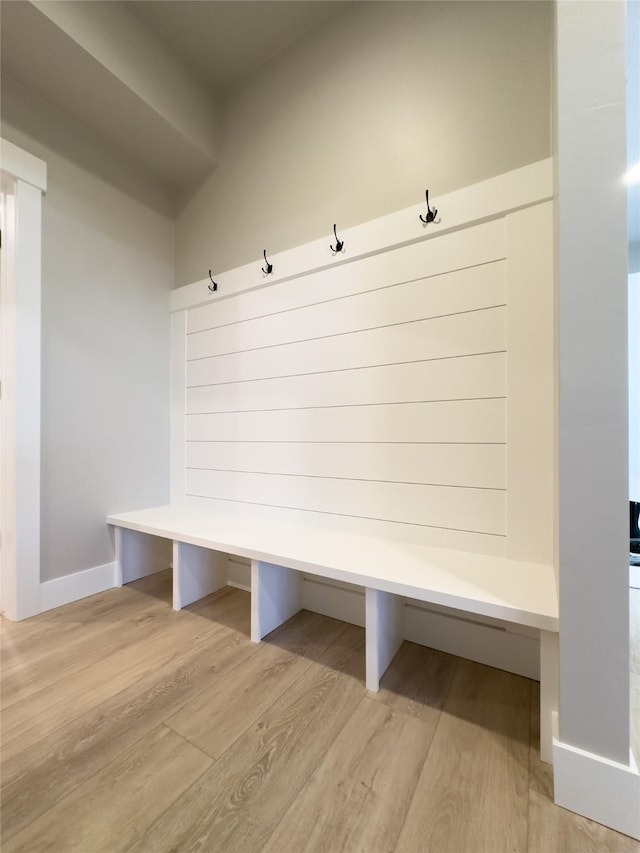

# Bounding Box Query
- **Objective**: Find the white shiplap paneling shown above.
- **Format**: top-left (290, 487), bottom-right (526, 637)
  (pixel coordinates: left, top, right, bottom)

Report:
top-left (186, 351), bottom-right (505, 414)
top-left (187, 470), bottom-right (505, 536)
top-left (186, 306), bottom-right (505, 387)
top-left (186, 441), bottom-right (506, 489)
top-left (186, 220), bottom-right (505, 333)
top-left (185, 398), bottom-right (506, 444)
top-left (186, 260), bottom-right (505, 361)
top-left (185, 495), bottom-right (506, 555)
top-left (185, 469), bottom-right (505, 536)
top-left (171, 166), bottom-right (558, 556)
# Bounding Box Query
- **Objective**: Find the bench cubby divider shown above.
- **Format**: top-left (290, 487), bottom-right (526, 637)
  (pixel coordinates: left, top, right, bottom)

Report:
top-left (365, 588), bottom-right (404, 692)
top-left (173, 541), bottom-right (227, 610)
top-left (251, 560), bottom-right (303, 643)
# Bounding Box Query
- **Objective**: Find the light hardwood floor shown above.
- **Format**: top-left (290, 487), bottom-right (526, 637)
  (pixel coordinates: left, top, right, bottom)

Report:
top-left (1, 571), bottom-right (638, 853)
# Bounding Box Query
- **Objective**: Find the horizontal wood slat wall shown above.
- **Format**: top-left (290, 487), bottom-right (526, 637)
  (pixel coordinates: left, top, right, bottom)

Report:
top-left (186, 221), bottom-right (505, 334)
top-left (186, 495), bottom-right (505, 554)
top-left (186, 307), bottom-right (505, 387)
top-left (185, 399), bottom-right (506, 444)
top-left (182, 223), bottom-right (508, 555)
top-left (185, 469), bottom-right (505, 536)
top-left (186, 261), bottom-right (505, 360)
top-left (186, 442), bottom-right (506, 490)
top-left (186, 352), bottom-right (506, 414)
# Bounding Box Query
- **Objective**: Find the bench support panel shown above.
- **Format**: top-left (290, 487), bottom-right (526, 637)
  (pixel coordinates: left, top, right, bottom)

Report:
top-left (251, 560), bottom-right (302, 643)
top-left (365, 588), bottom-right (404, 692)
top-left (173, 541), bottom-right (227, 610)
top-left (540, 628), bottom-right (559, 763)
top-left (114, 527), bottom-right (170, 587)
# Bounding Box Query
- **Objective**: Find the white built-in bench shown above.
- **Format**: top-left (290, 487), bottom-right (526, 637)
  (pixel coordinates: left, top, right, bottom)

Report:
top-left (108, 503), bottom-right (559, 760)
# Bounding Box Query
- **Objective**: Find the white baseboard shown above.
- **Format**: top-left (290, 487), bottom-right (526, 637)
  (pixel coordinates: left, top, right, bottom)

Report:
top-left (403, 600), bottom-right (539, 679)
top-left (227, 580), bottom-right (251, 592)
top-left (630, 561), bottom-right (639, 589)
top-left (40, 561), bottom-right (116, 613)
top-left (553, 714), bottom-right (640, 840)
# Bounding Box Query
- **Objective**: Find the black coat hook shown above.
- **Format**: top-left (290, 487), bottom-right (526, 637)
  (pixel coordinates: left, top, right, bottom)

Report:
top-left (262, 249), bottom-right (273, 275)
top-left (330, 224), bottom-right (344, 254)
top-left (208, 270), bottom-right (218, 292)
top-left (419, 189), bottom-right (438, 225)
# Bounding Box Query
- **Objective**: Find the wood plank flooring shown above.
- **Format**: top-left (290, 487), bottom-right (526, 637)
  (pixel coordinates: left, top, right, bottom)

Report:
top-left (1, 571), bottom-right (638, 853)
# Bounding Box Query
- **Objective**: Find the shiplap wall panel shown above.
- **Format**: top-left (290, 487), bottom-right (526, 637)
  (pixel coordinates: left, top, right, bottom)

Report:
top-left (186, 442), bottom-right (506, 489)
top-left (186, 352), bottom-right (506, 414)
top-left (185, 399), bottom-right (506, 444)
top-left (172, 163), bottom-right (556, 561)
top-left (185, 469), bottom-right (505, 536)
top-left (186, 495), bottom-right (506, 556)
top-left (186, 262), bottom-right (505, 361)
top-left (187, 220), bottom-right (505, 334)
top-left (176, 181), bottom-right (530, 554)
top-left (186, 307), bottom-right (505, 387)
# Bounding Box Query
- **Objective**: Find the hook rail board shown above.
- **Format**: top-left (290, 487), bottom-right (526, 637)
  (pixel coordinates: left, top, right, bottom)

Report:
top-left (174, 158), bottom-right (552, 313)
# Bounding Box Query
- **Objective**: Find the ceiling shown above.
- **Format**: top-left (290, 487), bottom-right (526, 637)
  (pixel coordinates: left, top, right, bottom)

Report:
top-left (0, 0), bottom-right (347, 210)
top-left (131, 1), bottom-right (344, 98)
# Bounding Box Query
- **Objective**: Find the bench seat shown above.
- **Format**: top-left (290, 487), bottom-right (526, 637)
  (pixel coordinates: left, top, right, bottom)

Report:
top-left (107, 504), bottom-right (558, 632)
top-left (108, 504), bottom-right (559, 762)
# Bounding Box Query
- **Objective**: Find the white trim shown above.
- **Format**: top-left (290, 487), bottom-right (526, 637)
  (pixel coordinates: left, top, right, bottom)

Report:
top-left (40, 562), bottom-right (116, 613)
top-left (227, 580), bottom-right (251, 593)
top-left (553, 714), bottom-right (640, 840)
top-left (1, 138), bottom-right (46, 621)
top-left (171, 158), bottom-right (553, 313)
top-left (539, 630), bottom-right (559, 763)
top-left (170, 311), bottom-right (187, 504)
top-left (114, 526), bottom-right (124, 587)
top-left (402, 599), bottom-right (539, 680)
top-left (0, 139), bottom-right (47, 192)
top-left (505, 202), bottom-right (555, 566)
top-left (631, 562), bottom-right (640, 589)
top-left (1, 176), bottom-right (44, 620)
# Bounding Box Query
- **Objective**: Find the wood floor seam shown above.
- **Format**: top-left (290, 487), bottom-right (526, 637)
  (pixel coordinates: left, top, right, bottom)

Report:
top-left (196, 654), bottom-right (319, 762)
top-left (1, 722), bottom-right (181, 847)
top-left (162, 720), bottom-right (224, 761)
top-left (1, 626), bottom-right (223, 778)
top-left (158, 639), bottom-right (262, 725)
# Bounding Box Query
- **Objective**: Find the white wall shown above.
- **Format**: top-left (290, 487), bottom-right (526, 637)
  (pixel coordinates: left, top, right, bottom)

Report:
top-left (631, 273), bottom-right (640, 504)
top-left (556, 0), bottom-right (630, 766)
top-left (627, 0), bottom-right (639, 274)
top-left (175, 0), bottom-right (552, 286)
top-left (1, 123), bottom-right (173, 584)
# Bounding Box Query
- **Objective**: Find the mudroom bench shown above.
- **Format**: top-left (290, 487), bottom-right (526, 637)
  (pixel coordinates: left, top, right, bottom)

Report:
top-left (107, 504), bottom-right (559, 760)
